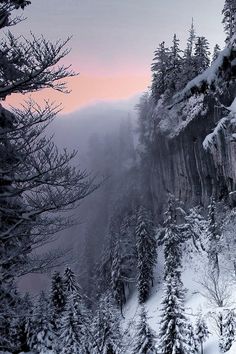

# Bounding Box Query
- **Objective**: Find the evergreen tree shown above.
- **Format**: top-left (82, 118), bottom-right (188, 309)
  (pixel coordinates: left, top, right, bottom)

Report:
top-left (207, 198), bottom-right (221, 278)
top-left (158, 275), bottom-right (190, 354)
top-left (194, 36), bottom-right (211, 74)
top-left (51, 271), bottom-right (66, 320)
top-left (219, 310), bottom-right (236, 352)
top-left (91, 293), bottom-right (122, 354)
top-left (136, 206), bottom-right (157, 303)
top-left (186, 19), bottom-right (197, 58)
top-left (131, 305), bottom-right (157, 354)
top-left (50, 271), bottom-right (67, 351)
top-left (8, 292), bottom-right (32, 353)
top-left (186, 323), bottom-right (198, 354)
top-left (60, 302), bottom-right (82, 354)
top-left (222, 0), bottom-right (236, 43)
top-left (166, 34), bottom-right (183, 94)
top-left (195, 315), bottom-right (209, 354)
top-left (64, 267), bottom-right (80, 294)
top-left (151, 41), bottom-right (170, 101)
top-left (212, 44), bottom-right (221, 62)
top-left (163, 197), bottom-right (183, 280)
top-left (27, 291), bottom-right (55, 354)
top-left (181, 20), bottom-right (197, 86)
top-left (111, 239), bottom-right (126, 314)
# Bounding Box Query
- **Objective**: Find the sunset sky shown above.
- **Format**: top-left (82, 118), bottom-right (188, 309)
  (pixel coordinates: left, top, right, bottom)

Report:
top-left (6, 0), bottom-right (225, 113)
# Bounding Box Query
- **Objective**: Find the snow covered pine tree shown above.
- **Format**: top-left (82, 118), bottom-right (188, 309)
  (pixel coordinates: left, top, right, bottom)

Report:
top-left (158, 198), bottom-right (192, 354)
top-left (195, 315), bottom-right (209, 354)
top-left (219, 310), bottom-right (236, 352)
top-left (131, 305), bottom-right (157, 354)
top-left (136, 206), bottom-right (157, 304)
top-left (222, 0), bottom-right (236, 43)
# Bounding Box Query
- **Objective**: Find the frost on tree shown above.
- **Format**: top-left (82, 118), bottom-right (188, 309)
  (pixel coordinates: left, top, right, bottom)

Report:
top-left (158, 275), bottom-right (191, 354)
top-left (219, 310), bottom-right (236, 352)
top-left (136, 205), bottom-right (157, 304)
top-left (151, 41), bottom-right (169, 101)
top-left (50, 271), bottom-right (66, 336)
top-left (131, 305), bottom-right (157, 354)
top-left (222, 0), bottom-right (236, 43)
top-left (27, 291), bottom-right (54, 354)
top-left (195, 315), bottom-right (209, 354)
top-left (91, 294), bottom-right (122, 354)
top-left (194, 36), bottom-right (211, 74)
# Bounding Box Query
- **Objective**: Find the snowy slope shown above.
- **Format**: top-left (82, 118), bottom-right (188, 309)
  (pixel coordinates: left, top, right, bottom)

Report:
top-left (123, 245), bottom-right (236, 354)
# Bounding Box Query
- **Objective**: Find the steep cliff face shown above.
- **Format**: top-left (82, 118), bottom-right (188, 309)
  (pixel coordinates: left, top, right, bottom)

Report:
top-left (150, 47), bottom-right (236, 215)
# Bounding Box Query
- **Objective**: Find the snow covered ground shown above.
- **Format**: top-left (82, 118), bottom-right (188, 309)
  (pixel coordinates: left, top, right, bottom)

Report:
top-left (123, 246), bottom-right (236, 354)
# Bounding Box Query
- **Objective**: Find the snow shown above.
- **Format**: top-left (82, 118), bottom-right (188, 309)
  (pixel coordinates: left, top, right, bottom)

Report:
top-left (174, 46), bottom-right (231, 102)
top-left (203, 117), bottom-right (229, 151)
top-left (157, 93), bottom-right (206, 137)
top-left (122, 244), bottom-right (236, 354)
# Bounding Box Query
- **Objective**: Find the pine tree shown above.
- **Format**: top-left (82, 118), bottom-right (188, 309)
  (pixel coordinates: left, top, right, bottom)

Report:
top-left (27, 291), bottom-right (55, 354)
top-left (219, 310), bottom-right (236, 352)
top-left (181, 20), bottom-right (197, 86)
top-left (9, 293), bottom-right (32, 353)
top-left (194, 36), bottom-right (211, 74)
top-left (111, 239), bottom-right (126, 314)
top-left (222, 0), bottom-right (236, 43)
top-left (60, 302), bottom-right (82, 354)
top-left (166, 34), bottom-right (183, 94)
top-left (212, 44), bottom-right (221, 62)
top-left (207, 198), bottom-right (221, 278)
top-left (64, 267), bottom-right (81, 294)
top-left (136, 206), bottom-right (157, 303)
top-left (195, 315), bottom-right (209, 354)
top-left (50, 271), bottom-right (67, 351)
top-left (131, 305), bottom-right (157, 354)
top-left (163, 197), bottom-right (183, 280)
top-left (91, 293), bottom-right (122, 354)
top-left (151, 41), bottom-right (170, 101)
top-left (158, 275), bottom-right (190, 354)
top-left (186, 323), bottom-right (198, 354)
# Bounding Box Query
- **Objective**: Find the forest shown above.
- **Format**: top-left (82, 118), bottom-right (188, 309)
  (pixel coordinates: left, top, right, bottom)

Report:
top-left (1, 0), bottom-right (236, 354)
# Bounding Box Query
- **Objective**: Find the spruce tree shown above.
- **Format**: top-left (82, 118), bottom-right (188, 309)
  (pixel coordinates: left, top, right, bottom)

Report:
top-left (9, 293), bottom-right (32, 353)
top-left (219, 310), bottom-right (236, 352)
top-left (166, 34), bottom-right (183, 94)
top-left (111, 239), bottom-right (126, 314)
top-left (60, 301), bottom-right (82, 354)
top-left (212, 44), bottom-right (221, 62)
top-left (194, 36), bottom-right (211, 75)
top-left (91, 293), bottom-right (122, 354)
top-left (207, 198), bottom-right (221, 278)
top-left (51, 271), bottom-right (66, 322)
top-left (27, 291), bottom-right (55, 354)
top-left (186, 323), bottom-right (198, 354)
top-left (64, 267), bottom-right (81, 294)
top-left (222, 0), bottom-right (236, 43)
top-left (181, 20), bottom-right (197, 86)
top-left (136, 206), bottom-right (157, 303)
top-left (131, 305), bottom-right (157, 354)
top-left (158, 275), bottom-right (190, 354)
top-left (151, 41), bottom-right (170, 101)
top-left (163, 197), bottom-right (183, 280)
top-left (195, 315), bottom-right (209, 354)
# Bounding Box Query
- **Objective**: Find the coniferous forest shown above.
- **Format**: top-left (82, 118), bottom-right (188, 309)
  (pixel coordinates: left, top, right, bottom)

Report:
top-left (1, 1), bottom-right (236, 353)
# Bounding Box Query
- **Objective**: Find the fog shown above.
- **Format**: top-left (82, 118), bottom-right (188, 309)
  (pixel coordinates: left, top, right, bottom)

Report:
top-left (19, 95), bottom-right (139, 293)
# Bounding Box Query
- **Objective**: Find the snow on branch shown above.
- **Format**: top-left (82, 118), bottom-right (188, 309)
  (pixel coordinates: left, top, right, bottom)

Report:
top-left (203, 116), bottom-right (229, 151)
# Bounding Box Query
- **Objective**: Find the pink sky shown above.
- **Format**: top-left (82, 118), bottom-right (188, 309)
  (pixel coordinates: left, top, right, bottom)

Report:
top-left (6, 74), bottom-right (150, 114)
top-left (5, 0), bottom-right (225, 114)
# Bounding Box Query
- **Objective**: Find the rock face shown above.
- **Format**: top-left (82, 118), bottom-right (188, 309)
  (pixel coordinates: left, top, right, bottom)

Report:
top-left (149, 50), bottom-right (236, 215)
